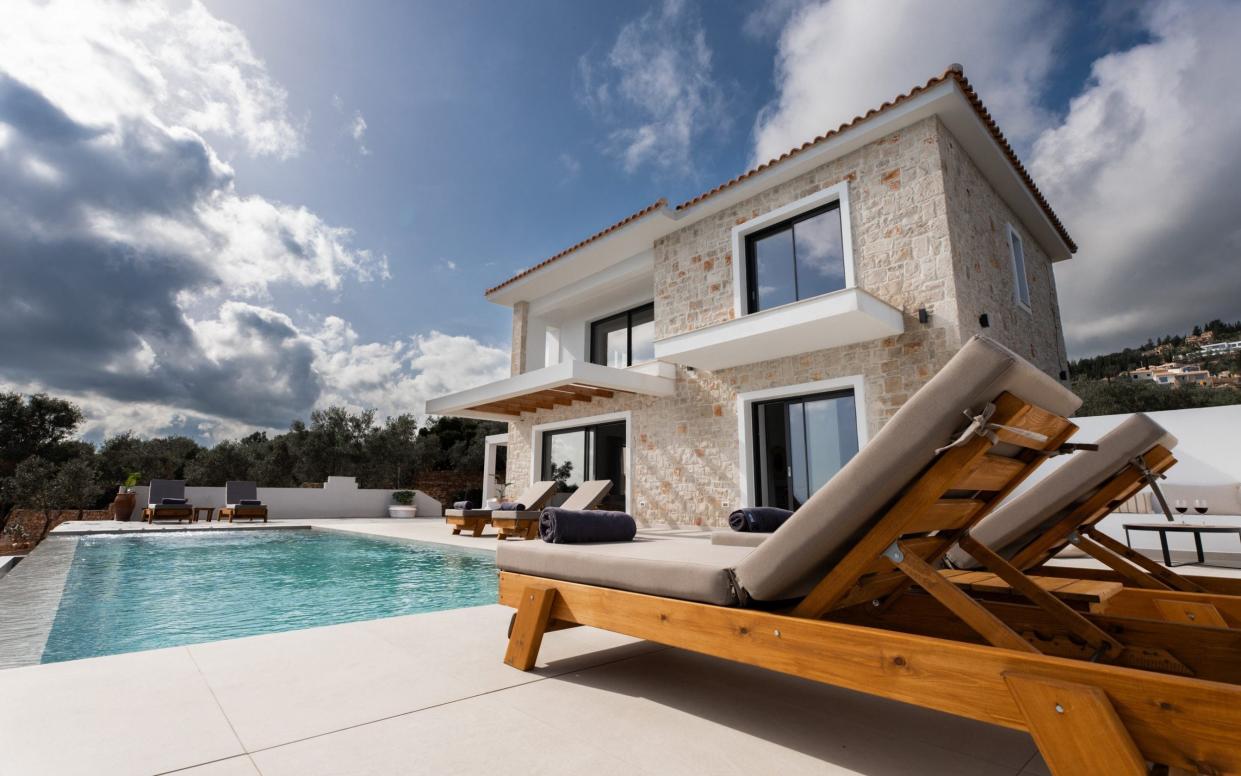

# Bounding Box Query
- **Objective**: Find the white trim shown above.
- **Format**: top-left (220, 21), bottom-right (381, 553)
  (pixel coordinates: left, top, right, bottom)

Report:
top-left (482, 433), bottom-right (508, 506)
top-left (531, 410), bottom-right (633, 511)
top-left (735, 375), bottom-right (868, 509)
top-left (1005, 222), bottom-right (1032, 313)
top-left (730, 180), bottom-right (855, 318)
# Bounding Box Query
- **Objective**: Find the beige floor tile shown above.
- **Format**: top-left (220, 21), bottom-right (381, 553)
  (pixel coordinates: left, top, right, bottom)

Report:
top-left (170, 755), bottom-right (262, 775)
top-left (491, 648), bottom-right (1026, 775)
top-left (0, 647), bottom-right (242, 776)
top-left (250, 692), bottom-right (646, 776)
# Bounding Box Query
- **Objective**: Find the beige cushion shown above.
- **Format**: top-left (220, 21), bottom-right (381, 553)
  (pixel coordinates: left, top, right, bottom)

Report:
top-left (445, 509), bottom-right (492, 518)
top-left (710, 531), bottom-right (769, 548)
top-left (489, 510), bottom-right (540, 521)
top-left (496, 538), bottom-right (753, 606)
top-left (515, 480), bottom-right (559, 510)
top-left (732, 336), bottom-right (1081, 602)
top-left (500, 480), bottom-right (616, 522)
top-left (948, 413), bottom-right (1176, 569)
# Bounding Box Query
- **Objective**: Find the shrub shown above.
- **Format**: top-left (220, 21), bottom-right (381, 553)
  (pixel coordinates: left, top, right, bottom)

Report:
top-left (391, 490), bottom-right (415, 505)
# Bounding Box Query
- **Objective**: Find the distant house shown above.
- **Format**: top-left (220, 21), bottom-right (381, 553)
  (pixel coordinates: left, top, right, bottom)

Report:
top-left (1120, 362), bottom-right (1212, 387)
top-left (1200, 340), bottom-right (1241, 357)
top-left (428, 66), bottom-right (1076, 526)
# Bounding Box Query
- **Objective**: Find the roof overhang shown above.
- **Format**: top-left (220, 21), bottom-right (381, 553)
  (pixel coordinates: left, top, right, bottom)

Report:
top-left (484, 73), bottom-right (1074, 307)
top-left (424, 359), bottom-right (677, 421)
top-left (653, 288), bottom-right (905, 372)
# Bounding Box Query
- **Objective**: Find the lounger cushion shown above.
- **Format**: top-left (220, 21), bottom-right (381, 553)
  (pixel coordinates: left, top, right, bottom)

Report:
top-left (733, 336), bottom-right (1082, 602)
top-left (490, 510), bottom-right (539, 520)
top-left (711, 531), bottom-right (769, 548)
top-left (225, 480), bottom-right (259, 503)
top-left (445, 509), bottom-right (492, 517)
top-left (947, 413), bottom-right (1176, 569)
top-left (497, 538), bottom-right (753, 606)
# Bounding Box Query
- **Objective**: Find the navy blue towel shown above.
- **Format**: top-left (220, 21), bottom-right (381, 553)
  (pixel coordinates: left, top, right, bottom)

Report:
top-left (728, 507), bottom-right (793, 533)
top-left (238, 499), bottom-right (263, 506)
top-left (498, 501), bottom-right (526, 511)
top-left (540, 508), bottom-right (636, 544)
top-left (160, 497), bottom-right (188, 505)
top-left (453, 500), bottom-right (476, 510)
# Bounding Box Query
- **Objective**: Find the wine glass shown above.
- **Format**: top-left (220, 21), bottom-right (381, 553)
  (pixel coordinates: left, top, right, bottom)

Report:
top-left (1194, 498), bottom-right (1209, 518)
top-left (1175, 499), bottom-right (1188, 516)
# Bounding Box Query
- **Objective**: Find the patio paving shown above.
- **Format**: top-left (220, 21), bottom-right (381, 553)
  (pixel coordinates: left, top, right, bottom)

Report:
top-left (8, 516), bottom-right (1238, 774)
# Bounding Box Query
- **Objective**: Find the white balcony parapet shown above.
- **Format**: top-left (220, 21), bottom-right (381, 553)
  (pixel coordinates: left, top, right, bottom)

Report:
top-left (425, 359), bottom-right (677, 421)
top-left (653, 288), bottom-right (905, 372)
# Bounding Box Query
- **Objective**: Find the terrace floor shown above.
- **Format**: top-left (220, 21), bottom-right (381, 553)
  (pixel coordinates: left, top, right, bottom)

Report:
top-left (2, 518), bottom-right (1236, 775)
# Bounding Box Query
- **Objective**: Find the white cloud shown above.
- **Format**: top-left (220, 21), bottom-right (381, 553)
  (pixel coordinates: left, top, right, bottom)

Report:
top-left (350, 111), bottom-right (370, 155)
top-left (0, 0), bottom-right (303, 158)
top-left (1032, 0), bottom-right (1241, 355)
top-left (579, 0), bottom-right (725, 174)
top-left (752, 0), bottom-right (1063, 164)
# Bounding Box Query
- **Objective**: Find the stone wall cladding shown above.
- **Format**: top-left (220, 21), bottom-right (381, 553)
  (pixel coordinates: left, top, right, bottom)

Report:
top-left (937, 125), bottom-right (1069, 377)
top-left (510, 301), bottom-right (529, 376)
top-left (653, 116), bottom-right (960, 342)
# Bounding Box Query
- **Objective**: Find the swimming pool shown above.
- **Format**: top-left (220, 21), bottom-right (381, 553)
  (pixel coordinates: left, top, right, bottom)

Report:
top-left (40, 530), bottom-right (496, 664)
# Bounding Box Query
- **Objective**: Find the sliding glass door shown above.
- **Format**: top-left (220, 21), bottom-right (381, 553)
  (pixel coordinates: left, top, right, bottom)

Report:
top-left (540, 420), bottom-right (626, 510)
top-left (752, 390), bottom-right (858, 510)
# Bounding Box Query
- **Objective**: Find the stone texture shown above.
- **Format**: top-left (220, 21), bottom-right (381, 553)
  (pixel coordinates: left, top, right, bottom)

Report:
top-left (505, 117), bottom-right (1067, 528)
top-left (510, 300), bottom-right (529, 376)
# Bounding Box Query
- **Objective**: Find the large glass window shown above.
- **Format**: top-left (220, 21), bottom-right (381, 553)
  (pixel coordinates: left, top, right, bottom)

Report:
top-left (745, 202), bottom-right (846, 313)
top-left (540, 420), bottom-right (626, 510)
top-left (589, 303), bottom-right (655, 368)
top-left (752, 389), bottom-right (858, 510)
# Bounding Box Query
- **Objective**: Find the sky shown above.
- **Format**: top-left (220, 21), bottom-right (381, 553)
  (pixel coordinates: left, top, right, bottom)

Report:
top-left (0, 0), bottom-right (1239, 443)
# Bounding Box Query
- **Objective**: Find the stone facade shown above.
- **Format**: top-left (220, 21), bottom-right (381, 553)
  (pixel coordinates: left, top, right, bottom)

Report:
top-left (510, 301), bottom-right (529, 376)
top-left (502, 117), bottom-right (1066, 528)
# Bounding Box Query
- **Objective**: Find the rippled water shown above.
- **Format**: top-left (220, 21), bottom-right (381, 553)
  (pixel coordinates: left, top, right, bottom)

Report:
top-left (42, 530), bottom-right (497, 663)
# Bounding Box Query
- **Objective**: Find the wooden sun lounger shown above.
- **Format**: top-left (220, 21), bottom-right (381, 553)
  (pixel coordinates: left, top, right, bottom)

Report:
top-left (948, 416), bottom-right (1241, 629)
top-left (491, 479), bottom-right (613, 540)
top-left (143, 479), bottom-right (195, 523)
top-left (497, 339), bottom-right (1241, 774)
top-left (445, 481), bottom-right (558, 537)
top-left (218, 481), bottom-right (268, 523)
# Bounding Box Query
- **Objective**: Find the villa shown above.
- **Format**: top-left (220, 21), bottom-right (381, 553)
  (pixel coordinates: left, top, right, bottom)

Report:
top-left (428, 65), bottom-right (1075, 525)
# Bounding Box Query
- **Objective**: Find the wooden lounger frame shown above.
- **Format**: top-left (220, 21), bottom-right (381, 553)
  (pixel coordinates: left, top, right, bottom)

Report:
top-left (143, 506), bottom-right (194, 523)
top-left (958, 445), bottom-right (1241, 629)
top-left (500, 392), bottom-right (1241, 775)
top-left (446, 511), bottom-right (492, 537)
top-left (218, 505), bottom-right (268, 523)
top-left (492, 481), bottom-right (613, 541)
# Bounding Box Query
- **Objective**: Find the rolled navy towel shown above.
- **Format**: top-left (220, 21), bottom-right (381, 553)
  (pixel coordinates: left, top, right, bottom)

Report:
top-left (452, 500), bottom-right (476, 510)
top-left (540, 507), bottom-right (636, 544)
top-left (728, 507), bottom-right (794, 533)
top-left (238, 499), bottom-right (263, 506)
top-left (160, 497), bottom-right (188, 505)
top-left (498, 501), bottom-right (526, 511)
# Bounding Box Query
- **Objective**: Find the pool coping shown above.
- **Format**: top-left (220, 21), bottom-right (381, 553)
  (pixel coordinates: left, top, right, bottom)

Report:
top-left (0, 536), bottom-right (78, 670)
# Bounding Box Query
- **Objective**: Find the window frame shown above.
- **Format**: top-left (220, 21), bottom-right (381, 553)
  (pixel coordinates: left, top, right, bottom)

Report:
top-left (588, 301), bottom-right (655, 368)
top-left (531, 411), bottom-right (631, 511)
top-left (731, 181), bottom-right (855, 318)
top-left (1006, 222), bottom-right (1032, 312)
top-left (750, 388), bottom-right (860, 510)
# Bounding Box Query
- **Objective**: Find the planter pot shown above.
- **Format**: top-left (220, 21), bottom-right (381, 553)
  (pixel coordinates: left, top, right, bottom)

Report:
top-left (111, 492), bottom-right (136, 522)
top-left (387, 506), bottom-right (417, 519)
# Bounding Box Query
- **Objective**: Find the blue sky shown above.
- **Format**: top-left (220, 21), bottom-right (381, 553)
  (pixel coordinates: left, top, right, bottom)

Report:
top-left (1, 0), bottom-right (1238, 442)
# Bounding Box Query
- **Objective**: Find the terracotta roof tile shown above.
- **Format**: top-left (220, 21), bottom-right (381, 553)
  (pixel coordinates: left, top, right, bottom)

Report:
top-left (485, 65), bottom-right (1074, 298)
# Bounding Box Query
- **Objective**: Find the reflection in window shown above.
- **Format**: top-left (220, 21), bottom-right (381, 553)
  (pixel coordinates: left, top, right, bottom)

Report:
top-left (745, 201), bottom-right (846, 313)
top-left (589, 303), bottom-right (655, 368)
top-left (540, 420), bottom-right (626, 510)
top-left (752, 389), bottom-right (859, 510)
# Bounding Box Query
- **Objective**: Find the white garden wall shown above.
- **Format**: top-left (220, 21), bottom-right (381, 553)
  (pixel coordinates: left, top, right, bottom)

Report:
top-left (128, 476), bottom-right (441, 520)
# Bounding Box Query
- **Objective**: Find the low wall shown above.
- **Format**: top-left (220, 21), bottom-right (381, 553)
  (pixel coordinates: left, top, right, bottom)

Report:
top-left (128, 477), bottom-right (442, 520)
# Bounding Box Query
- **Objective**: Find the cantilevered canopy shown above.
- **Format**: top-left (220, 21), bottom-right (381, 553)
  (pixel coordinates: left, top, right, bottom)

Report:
top-left (425, 360), bottom-right (676, 421)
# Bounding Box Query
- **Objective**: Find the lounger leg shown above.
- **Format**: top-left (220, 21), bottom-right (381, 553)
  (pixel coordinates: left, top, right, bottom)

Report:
top-left (524, 521), bottom-right (540, 541)
top-left (452, 526), bottom-right (462, 535)
top-left (1004, 673), bottom-right (1145, 776)
top-left (504, 583), bottom-right (556, 670)
top-left (471, 521), bottom-right (485, 538)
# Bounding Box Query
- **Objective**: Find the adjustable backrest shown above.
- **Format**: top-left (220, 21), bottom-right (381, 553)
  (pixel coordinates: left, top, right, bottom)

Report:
top-left (733, 336), bottom-right (1081, 603)
top-left (948, 413), bottom-right (1177, 570)
top-left (225, 481), bottom-right (259, 504)
top-left (514, 481), bottom-right (558, 510)
top-left (561, 480), bottom-right (613, 511)
top-left (148, 479), bottom-right (186, 505)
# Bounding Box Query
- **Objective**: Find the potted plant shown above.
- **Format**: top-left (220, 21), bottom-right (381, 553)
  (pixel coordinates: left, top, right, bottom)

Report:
top-left (110, 472), bottom-right (141, 522)
top-left (388, 490), bottom-right (417, 518)
top-left (487, 481), bottom-right (511, 510)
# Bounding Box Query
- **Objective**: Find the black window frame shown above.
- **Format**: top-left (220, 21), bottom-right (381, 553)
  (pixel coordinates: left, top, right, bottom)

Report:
top-left (539, 420), bottom-right (627, 510)
top-left (588, 302), bottom-right (655, 368)
top-left (751, 387), bottom-right (857, 510)
top-left (744, 201), bottom-right (844, 314)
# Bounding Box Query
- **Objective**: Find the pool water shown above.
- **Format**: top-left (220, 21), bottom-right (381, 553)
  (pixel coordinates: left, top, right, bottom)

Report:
top-left (41, 530), bottom-right (497, 664)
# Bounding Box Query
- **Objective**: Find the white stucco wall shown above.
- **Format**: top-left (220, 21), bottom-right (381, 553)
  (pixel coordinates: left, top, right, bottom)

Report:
top-left (130, 477), bottom-right (442, 520)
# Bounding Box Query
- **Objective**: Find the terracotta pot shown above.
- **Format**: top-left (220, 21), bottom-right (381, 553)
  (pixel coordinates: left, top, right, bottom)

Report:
top-left (111, 492), bottom-right (136, 522)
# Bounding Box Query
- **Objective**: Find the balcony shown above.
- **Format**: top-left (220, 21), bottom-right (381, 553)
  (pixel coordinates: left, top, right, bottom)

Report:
top-left (653, 288), bottom-right (904, 371)
top-left (425, 359), bottom-right (677, 421)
